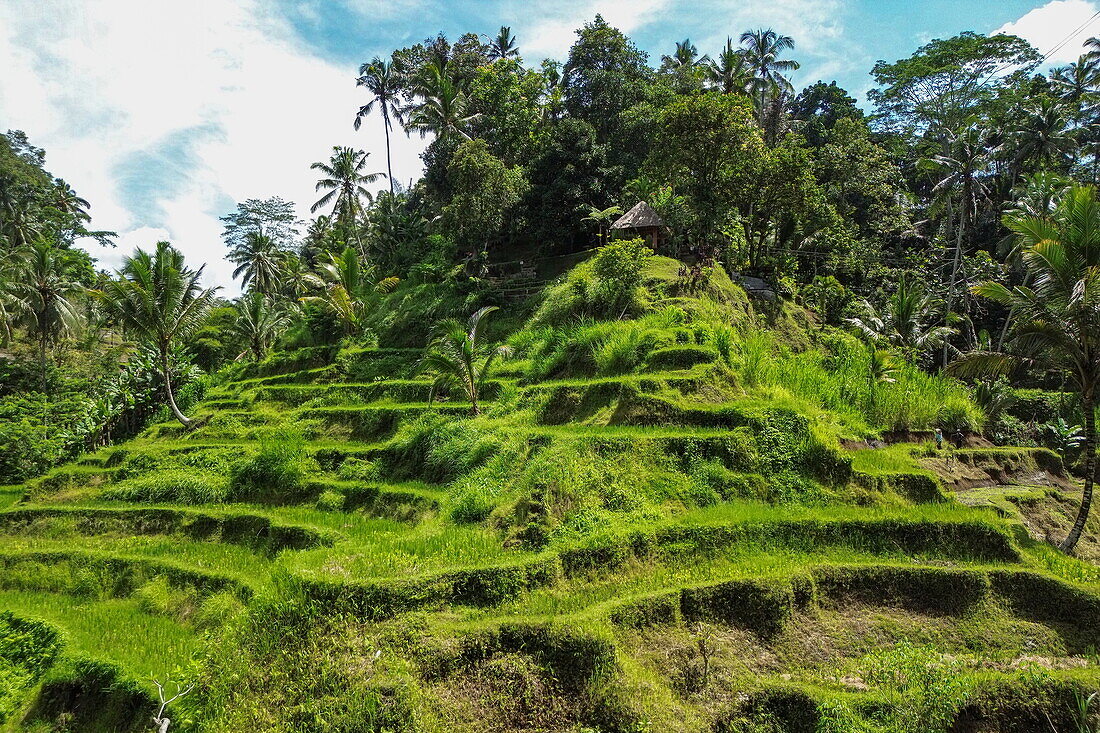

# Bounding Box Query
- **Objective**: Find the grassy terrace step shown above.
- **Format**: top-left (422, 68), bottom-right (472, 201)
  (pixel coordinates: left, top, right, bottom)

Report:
top-left (0, 547), bottom-right (255, 600)
top-left (253, 379), bottom-right (507, 406)
top-left (0, 505), bottom-right (335, 553)
top-left (306, 478), bottom-right (441, 518)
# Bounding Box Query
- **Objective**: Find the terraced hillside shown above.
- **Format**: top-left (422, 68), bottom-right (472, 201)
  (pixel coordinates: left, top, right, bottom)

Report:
top-left (3, 262), bottom-right (1100, 732)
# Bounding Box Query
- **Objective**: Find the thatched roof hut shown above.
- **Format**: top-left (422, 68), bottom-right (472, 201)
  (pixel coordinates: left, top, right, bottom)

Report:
top-left (611, 201), bottom-right (665, 249)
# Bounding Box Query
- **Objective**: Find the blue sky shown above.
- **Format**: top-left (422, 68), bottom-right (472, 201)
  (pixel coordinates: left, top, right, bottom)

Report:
top-left (1, 0), bottom-right (1097, 292)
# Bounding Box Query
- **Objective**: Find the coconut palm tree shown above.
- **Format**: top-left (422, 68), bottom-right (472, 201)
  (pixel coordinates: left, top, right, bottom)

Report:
top-left (98, 241), bottom-right (218, 427)
top-left (1003, 97), bottom-right (1078, 173)
top-left (847, 274), bottom-right (957, 365)
top-left (1051, 56), bottom-right (1100, 123)
top-left (233, 292), bottom-right (292, 361)
top-left (487, 26), bottom-right (519, 60)
top-left (404, 65), bottom-right (481, 142)
top-left (706, 38), bottom-right (753, 95)
top-left (662, 38), bottom-right (707, 70)
top-left (49, 179), bottom-right (90, 222)
top-left (420, 306), bottom-right (511, 415)
top-left (355, 57), bottom-right (406, 194)
top-left (310, 146), bottom-right (385, 249)
top-left (9, 241), bottom-right (82, 389)
top-left (739, 29), bottom-right (800, 125)
top-left (301, 246), bottom-right (398, 335)
top-left (950, 184), bottom-right (1100, 552)
top-left (227, 230), bottom-right (284, 296)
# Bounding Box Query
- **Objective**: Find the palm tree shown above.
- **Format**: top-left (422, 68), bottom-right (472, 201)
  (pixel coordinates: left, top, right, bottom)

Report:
top-left (739, 29), bottom-right (800, 125)
top-left (10, 241), bottom-right (82, 389)
top-left (1051, 56), bottom-right (1100, 123)
top-left (0, 259), bottom-right (23, 346)
top-left (847, 274), bottom-right (957, 365)
top-left (866, 347), bottom-right (900, 417)
top-left (662, 38), bottom-right (707, 70)
top-left (582, 204), bottom-right (623, 246)
top-left (355, 57), bottom-right (406, 194)
top-left (1003, 97), bottom-right (1078, 173)
top-left (49, 179), bottom-right (90, 222)
top-left (404, 65), bottom-right (481, 142)
top-left (950, 185), bottom-right (1100, 552)
top-left (98, 242), bottom-right (218, 427)
top-left (310, 146), bottom-right (385, 249)
top-left (233, 292), bottom-right (292, 361)
top-left (227, 231), bottom-right (284, 296)
top-left (706, 38), bottom-right (753, 95)
top-left (301, 246), bottom-right (398, 335)
top-left (419, 306), bottom-right (511, 415)
top-left (487, 26), bottom-right (519, 60)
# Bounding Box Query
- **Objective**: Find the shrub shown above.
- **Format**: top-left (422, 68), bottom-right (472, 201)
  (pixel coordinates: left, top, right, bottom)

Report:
top-left (229, 430), bottom-right (316, 502)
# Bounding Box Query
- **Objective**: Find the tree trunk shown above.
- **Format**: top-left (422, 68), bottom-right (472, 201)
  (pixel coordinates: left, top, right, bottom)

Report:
top-left (38, 335), bottom-right (48, 392)
top-left (384, 113), bottom-right (394, 195)
top-left (1061, 389), bottom-right (1095, 552)
top-left (161, 349), bottom-right (192, 428)
top-left (942, 198), bottom-right (964, 369)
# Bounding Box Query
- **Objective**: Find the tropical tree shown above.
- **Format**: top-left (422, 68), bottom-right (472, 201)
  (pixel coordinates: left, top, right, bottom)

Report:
top-left (310, 146), bottom-right (385, 249)
top-left (739, 29), bottom-right (800, 125)
top-left (662, 38), bottom-right (706, 70)
top-left (98, 241), bottom-right (218, 427)
top-left (487, 26), bottom-right (519, 60)
top-left (420, 306), bottom-right (511, 415)
top-left (227, 231), bottom-right (284, 296)
top-left (1051, 55), bottom-right (1100, 123)
top-left (582, 204), bottom-right (623, 246)
top-left (847, 274), bottom-right (957, 364)
top-left (233, 292), bottom-right (292, 361)
top-left (9, 241), bottom-right (82, 388)
top-left (355, 57), bottom-right (406, 194)
top-left (48, 179), bottom-right (90, 222)
top-left (706, 38), bottom-right (753, 95)
top-left (404, 66), bottom-right (481, 142)
top-left (950, 185), bottom-right (1100, 552)
top-left (301, 246), bottom-right (398, 335)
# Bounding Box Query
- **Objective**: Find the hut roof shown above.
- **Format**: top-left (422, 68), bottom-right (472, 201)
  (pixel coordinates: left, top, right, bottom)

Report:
top-left (612, 201), bottom-right (664, 230)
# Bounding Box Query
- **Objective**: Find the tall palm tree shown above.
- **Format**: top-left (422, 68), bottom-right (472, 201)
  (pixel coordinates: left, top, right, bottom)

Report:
top-left (739, 29), bottom-right (800, 125)
top-left (310, 146), bottom-right (385, 249)
top-left (404, 65), bottom-right (481, 142)
top-left (706, 38), bottom-right (753, 95)
top-left (662, 38), bottom-right (707, 70)
top-left (98, 242), bottom-right (218, 427)
top-left (950, 185), bottom-right (1100, 552)
top-left (49, 179), bottom-right (90, 222)
top-left (227, 231), bottom-right (284, 296)
top-left (1051, 55), bottom-right (1100, 123)
top-left (233, 292), bottom-right (292, 361)
top-left (487, 26), bottom-right (519, 60)
top-left (1007, 97), bottom-right (1078, 172)
top-left (10, 241), bottom-right (82, 389)
top-left (301, 246), bottom-right (398, 335)
top-left (419, 306), bottom-right (511, 415)
top-left (355, 58), bottom-right (406, 194)
top-left (846, 274), bottom-right (957, 365)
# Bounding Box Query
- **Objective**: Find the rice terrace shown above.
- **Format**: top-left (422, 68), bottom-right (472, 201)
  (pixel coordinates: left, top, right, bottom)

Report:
top-left (7, 1), bottom-right (1100, 730)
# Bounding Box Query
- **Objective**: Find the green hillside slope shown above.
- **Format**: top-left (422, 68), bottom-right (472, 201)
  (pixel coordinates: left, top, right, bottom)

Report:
top-left (2, 258), bottom-right (1099, 732)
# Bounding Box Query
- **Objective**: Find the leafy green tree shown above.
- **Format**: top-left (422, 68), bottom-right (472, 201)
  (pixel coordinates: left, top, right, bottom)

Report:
top-left (847, 274), bottom-right (956, 364)
top-left (302, 246), bottom-right (398, 336)
top-left (233, 292), bottom-right (292, 360)
top-left (420, 306), bottom-right (511, 415)
top-left (952, 185), bottom-right (1100, 552)
top-left (468, 59), bottom-right (547, 165)
top-left (98, 242), bottom-right (218, 427)
top-left (869, 32), bottom-right (1040, 141)
top-left (441, 139), bottom-right (527, 256)
top-left (310, 146), bottom-right (385, 249)
top-left (1002, 96), bottom-right (1077, 175)
top-left (739, 29), bottom-right (800, 126)
top-left (790, 81), bottom-right (865, 146)
top-left (10, 241), bottom-right (82, 389)
top-left (220, 197), bottom-right (300, 253)
top-left (355, 57), bottom-right (406, 194)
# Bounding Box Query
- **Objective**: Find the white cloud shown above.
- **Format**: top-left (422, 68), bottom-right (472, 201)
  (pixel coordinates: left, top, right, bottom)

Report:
top-left (519, 0), bottom-right (675, 60)
top-left (0, 0), bottom-right (427, 293)
top-left (997, 0), bottom-right (1100, 66)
